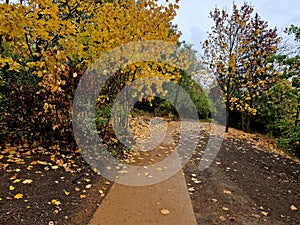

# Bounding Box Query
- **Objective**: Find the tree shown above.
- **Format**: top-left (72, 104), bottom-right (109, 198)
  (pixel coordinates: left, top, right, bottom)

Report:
top-left (260, 25), bottom-right (300, 157)
top-left (0, 0), bottom-right (180, 147)
top-left (203, 3), bottom-right (278, 132)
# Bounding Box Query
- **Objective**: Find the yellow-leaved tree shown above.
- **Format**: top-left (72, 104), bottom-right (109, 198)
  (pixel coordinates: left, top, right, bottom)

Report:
top-left (0, 0), bottom-right (181, 147)
top-left (203, 3), bottom-right (279, 132)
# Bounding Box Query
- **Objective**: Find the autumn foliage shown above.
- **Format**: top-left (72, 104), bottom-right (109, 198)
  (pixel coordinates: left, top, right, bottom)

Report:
top-left (203, 3), bottom-right (279, 132)
top-left (0, 0), bottom-right (180, 148)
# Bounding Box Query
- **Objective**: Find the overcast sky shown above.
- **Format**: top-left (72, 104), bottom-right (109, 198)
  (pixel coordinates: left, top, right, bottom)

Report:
top-left (168, 0), bottom-right (300, 51)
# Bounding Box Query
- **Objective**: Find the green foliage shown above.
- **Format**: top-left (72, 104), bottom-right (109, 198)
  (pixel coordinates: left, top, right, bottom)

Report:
top-left (256, 35), bottom-right (299, 157)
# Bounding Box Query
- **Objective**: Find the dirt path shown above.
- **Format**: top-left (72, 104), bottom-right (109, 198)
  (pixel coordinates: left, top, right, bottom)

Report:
top-left (89, 119), bottom-right (300, 225)
top-left (88, 170), bottom-right (197, 225)
top-left (88, 119), bottom-right (197, 225)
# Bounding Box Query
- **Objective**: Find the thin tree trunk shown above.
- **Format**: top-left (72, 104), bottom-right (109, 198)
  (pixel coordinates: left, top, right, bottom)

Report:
top-left (225, 103), bottom-right (229, 132)
top-left (241, 112), bottom-right (245, 132)
top-left (246, 113), bottom-right (251, 133)
top-left (172, 84), bottom-right (180, 120)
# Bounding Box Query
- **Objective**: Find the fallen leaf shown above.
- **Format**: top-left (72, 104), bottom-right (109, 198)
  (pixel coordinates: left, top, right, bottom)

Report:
top-left (27, 166), bottom-right (33, 170)
top-left (80, 194), bottom-right (87, 199)
top-left (99, 189), bottom-right (105, 197)
top-left (222, 207), bottom-right (229, 211)
top-left (219, 216), bottom-right (227, 221)
top-left (9, 185), bottom-right (15, 191)
top-left (84, 178), bottom-right (91, 182)
top-left (223, 190), bottom-right (232, 195)
top-left (261, 211), bottom-right (269, 216)
top-left (63, 190), bottom-right (70, 196)
top-left (51, 199), bottom-right (61, 205)
top-left (156, 167), bottom-right (164, 171)
top-left (22, 179), bottom-right (33, 184)
top-left (14, 193), bottom-right (23, 199)
top-left (75, 187), bottom-right (80, 191)
top-left (252, 214), bottom-right (261, 219)
top-left (10, 175), bottom-right (17, 180)
top-left (191, 177), bottom-right (201, 184)
top-left (159, 208), bottom-right (170, 215)
top-left (211, 198), bottom-right (218, 203)
top-left (290, 205), bottom-right (297, 211)
top-left (188, 187), bottom-right (195, 192)
top-left (85, 184), bottom-right (92, 189)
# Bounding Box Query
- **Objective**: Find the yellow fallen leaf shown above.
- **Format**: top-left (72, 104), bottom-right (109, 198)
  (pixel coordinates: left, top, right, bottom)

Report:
top-left (222, 207), bottom-right (229, 211)
top-left (261, 211), bottom-right (268, 216)
top-left (51, 199), bottom-right (61, 205)
top-left (9, 185), bottom-right (15, 191)
top-left (159, 208), bottom-right (170, 215)
top-left (0, 155), bottom-right (4, 159)
top-left (156, 167), bottom-right (164, 171)
top-left (14, 193), bottom-right (23, 199)
top-left (37, 160), bottom-right (48, 165)
top-left (84, 178), bottom-right (91, 182)
top-left (27, 166), bottom-right (33, 170)
top-left (63, 190), bottom-right (70, 196)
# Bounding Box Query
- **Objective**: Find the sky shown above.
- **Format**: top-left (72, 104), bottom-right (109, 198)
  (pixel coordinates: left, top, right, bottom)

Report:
top-left (165, 0), bottom-right (300, 52)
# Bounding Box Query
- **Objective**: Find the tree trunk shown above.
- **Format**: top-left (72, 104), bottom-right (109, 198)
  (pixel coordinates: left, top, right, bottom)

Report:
top-left (225, 103), bottom-right (229, 132)
top-left (246, 113), bottom-right (251, 133)
top-left (241, 112), bottom-right (245, 132)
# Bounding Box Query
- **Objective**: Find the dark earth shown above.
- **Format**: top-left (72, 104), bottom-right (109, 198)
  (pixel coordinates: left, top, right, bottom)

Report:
top-left (0, 120), bottom-right (299, 225)
top-left (184, 130), bottom-right (300, 225)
